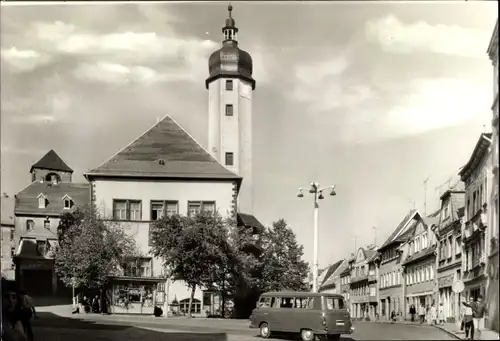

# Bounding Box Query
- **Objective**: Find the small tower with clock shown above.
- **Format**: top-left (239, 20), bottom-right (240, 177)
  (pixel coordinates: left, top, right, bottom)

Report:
top-left (206, 4), bottom-right (256, 214)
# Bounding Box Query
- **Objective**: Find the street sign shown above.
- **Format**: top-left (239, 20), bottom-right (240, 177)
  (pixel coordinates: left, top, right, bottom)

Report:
top-left (452, 280), bottom-right (464, 294)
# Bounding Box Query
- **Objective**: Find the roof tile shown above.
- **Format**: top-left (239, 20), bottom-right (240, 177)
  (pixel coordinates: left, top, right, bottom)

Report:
top-left (15, 182), bottom-right (90, 216)
top-left (30, 149), bottom-right (73, 173)
top-left (86, 116), bottom-right (239, 180)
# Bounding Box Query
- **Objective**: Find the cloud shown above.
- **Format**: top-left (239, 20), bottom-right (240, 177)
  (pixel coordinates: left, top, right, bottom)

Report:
top-left (338, 78), bottom-right (490, 144)
top-left (365, 14), bottom-right (490, 57)
top-left (4, 92), bottom-right (72, 125)
top-left (0, 146), bottom-right (45, 155)
top-left (26, 21), bottom-right (219, 84)
top-left (0, 47), bottom-right (52, 72)
top-left (290, 48), bottom-right (377, 112)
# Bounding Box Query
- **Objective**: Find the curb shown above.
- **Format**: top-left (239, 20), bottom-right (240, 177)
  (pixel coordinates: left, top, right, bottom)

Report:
top-left (433, 325), bottom-right (462, 340)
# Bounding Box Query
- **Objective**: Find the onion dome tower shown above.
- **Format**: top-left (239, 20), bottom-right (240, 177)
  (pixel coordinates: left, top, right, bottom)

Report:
top-left (205, 4), bottom-right (255, 90)
top-left (206, 4), bottom-right (256, 215)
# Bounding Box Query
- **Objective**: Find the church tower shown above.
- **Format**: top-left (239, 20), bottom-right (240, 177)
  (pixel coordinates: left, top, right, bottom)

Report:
top-left (206, 4), bottom-right (256, 214)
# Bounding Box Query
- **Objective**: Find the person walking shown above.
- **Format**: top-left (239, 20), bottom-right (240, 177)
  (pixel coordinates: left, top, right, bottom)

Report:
top-left (418, 303), bottom-right (426, 324)
top-left (2, 279), bottom-right (27, 341)
top-left (438, 302), bottom-right (445, 325)
top-left (18, 290), bottom-right (36, 341)
top-left (429, 301), bottom-right (437, 325)
top-left (462, 296), bottom-right (474, 340)
top-left (464, 295), bottom-right (487, 340)
top-left (409, 304), bottom-right (416, 322)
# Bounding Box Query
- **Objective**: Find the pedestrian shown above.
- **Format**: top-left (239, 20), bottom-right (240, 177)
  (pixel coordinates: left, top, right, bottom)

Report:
top-left (438, 302), bottom-right (445, 325)
top-left (2, 278), bottom-right (27, 341)
top-left (462, 296), bottom-right (474, 340)
top-left (391, 310), bottom-right (396, 321)
top-left (18, 290), bottom-right (36, 341)
top-left (418, 303), bottom-right (426, 324)
top-left (429, 301), bottom-right (437, 325)
top-left (92, 295), bottom-right (100, 313)
top-left (409, 304), bottom-right (416, 322)
top-left (464, 295), bottom-right (487, 340)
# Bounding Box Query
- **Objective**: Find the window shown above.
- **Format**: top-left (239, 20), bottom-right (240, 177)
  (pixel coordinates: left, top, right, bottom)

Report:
top-left (38, 195), bottom-right (46, 208)
top-left (226, 80), bottom-right (233, 91)
top-left (422, 234), bottom-right (428, 249)
top-left (64, 199), bottom-right (71, 209)
top-left (448, 236), bottom-right (453, 258)
top-left (225, 104), bottom-right (233, 116)
top-left (113, 200), bottom-right (142, 221)
top-left (44, 218), bottom-right (50, 230)
top-left (150, 201), bottom-right (179, 220)
top-left (455, 237), bottom-right (461, 256)
top-left (430, 264), bottom-right (434, 280)
top-left (10, 228), bottom-right (14, 241)
top-left (123, 258), bottom-right (152, 277)
top-left (26, 220), bottom-right (34, 231)
top-left (258, 297), bottom-right (272, 308)
top-left (188, 201), bottom-right (216, 216)
top-left (37, 240), bottom-right (46, 255)
top-left (325, 297), bottom-right (345, 310)
top-left (225, 152), bottom-right (234, 166)
top-left (280, 297), bottom-right (295, 308)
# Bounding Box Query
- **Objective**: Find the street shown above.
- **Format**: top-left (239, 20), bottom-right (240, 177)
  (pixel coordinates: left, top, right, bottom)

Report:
top-left (33, 312), bottom-right (457, 341)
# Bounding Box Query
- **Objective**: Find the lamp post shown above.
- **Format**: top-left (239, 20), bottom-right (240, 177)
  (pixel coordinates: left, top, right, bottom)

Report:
top-left (297, 182), bottom-right (336, 293)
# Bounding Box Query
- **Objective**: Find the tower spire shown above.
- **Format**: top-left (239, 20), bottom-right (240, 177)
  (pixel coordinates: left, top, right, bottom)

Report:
top-left (223, 3), bottom-right (238, 43)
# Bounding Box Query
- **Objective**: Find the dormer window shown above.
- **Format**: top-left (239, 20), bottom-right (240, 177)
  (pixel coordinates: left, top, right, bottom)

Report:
top-left (44, 218), bottom-right (50, 229)
top-left (37, 193), bottom-right (47, 208)
top-left (62, 194), bottom-right (72, 209)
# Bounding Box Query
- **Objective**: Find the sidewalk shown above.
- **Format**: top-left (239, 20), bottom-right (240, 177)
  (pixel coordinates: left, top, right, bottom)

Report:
top-left (370, 319), bottom-right (499, 340)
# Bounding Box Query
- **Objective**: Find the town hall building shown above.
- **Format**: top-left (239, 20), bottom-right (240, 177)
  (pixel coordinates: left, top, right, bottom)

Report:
top-left (84, 5), bottom-right (263, 316)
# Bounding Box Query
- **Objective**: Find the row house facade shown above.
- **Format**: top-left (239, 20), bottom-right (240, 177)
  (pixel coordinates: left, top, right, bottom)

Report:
top-left (458, 133), bottom-right (492, 305)
top-left (376, 210), bottom-right (418, 320)
top-left (318, 259), bottom-right (346, 294)
top-left (13, 150), bottom-right (90, 297)
top-left (486, 19), bottom-right (499, 333)
top-left (433, 188), bottom-right (465, 323)
top-left (348, 246), bottom-right (377, 320)
top-left (339, 260), bottom-right (352, 310)
top-left (401, 210), bottom-right (439, 320)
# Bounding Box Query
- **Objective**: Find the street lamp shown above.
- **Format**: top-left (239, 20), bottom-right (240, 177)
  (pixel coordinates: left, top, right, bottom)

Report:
top-left (297, 182), bottom-right (336, 293)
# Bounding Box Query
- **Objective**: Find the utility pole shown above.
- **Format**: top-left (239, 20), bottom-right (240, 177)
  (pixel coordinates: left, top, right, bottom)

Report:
top-left (423, 176), bottom-right (430, 216)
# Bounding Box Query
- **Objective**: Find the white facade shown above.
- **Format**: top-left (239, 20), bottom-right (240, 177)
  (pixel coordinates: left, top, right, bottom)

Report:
top-left (91, 178), bottom-right (236, 315)
top-left (207, 77), bottom-right (254, 214)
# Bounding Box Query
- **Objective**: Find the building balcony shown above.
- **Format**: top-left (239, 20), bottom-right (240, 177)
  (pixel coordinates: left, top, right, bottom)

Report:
top-left (368, 273), bottom-right (377, 283)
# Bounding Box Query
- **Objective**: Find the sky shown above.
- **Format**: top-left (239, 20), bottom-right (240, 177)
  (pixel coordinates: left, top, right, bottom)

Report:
top-left (1, 1), bottom-right (498, 269)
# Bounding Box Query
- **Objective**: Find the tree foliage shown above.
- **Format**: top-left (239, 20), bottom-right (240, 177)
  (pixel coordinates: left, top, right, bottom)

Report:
top-left (55, 208), bottom-right (139, 289)
top-left (149, 211), bottom-right (231, 315)
top-left (258, 219), bottom-right (310, 292)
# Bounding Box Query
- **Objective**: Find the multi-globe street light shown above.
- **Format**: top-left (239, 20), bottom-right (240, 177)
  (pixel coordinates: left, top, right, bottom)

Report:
top-left (297, 182), bottom-right (336, 293)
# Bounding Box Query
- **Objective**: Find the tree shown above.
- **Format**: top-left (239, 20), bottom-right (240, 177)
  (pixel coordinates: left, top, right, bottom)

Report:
top-left (149, 211), bottom-right (230, 316)
top-left (259, 219), bottom-right (310, 292)
top-left (55, 208), bottom-right (139, 298)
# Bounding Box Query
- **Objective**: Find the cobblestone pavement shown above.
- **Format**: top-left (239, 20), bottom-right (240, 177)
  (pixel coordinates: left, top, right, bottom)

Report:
top-left (33, 311), bottom-right (458, 340)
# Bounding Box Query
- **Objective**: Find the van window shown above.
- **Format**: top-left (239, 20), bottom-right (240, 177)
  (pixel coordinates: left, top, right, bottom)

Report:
top-left (325, 297), bottom-right (346, 310)
top-left (294, 297), bottom-right (314, 309)
top-left (271, 297), bottom-right (280, 308)
top-left (280, 297), bottom-right (295, 308)
top-left (258, 297), bottom-right (272, 308)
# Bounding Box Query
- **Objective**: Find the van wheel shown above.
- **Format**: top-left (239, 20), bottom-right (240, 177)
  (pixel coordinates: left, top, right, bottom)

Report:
top-left (259, 322), bottom-right (271, 338)
top-left (300, 329), bottom-right (315, 341)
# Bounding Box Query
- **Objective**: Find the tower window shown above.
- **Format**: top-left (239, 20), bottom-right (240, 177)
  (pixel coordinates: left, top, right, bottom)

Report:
top-left (225, 152), bottom-right (234, 166)
top-left (225, 104), bottom-right (233, 116)
top-left (226, 80), bottom-right (233, 91)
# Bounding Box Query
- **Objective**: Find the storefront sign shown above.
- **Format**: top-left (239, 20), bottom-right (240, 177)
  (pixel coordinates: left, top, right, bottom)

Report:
top-left (438, 274), bottom-right (454, 289)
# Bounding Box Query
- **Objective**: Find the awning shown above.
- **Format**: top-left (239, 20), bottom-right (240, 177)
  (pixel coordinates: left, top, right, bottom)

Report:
top-left (406, 291), bottom-right (434, 297)
top-left (108, 276), bottom-right (166, 283)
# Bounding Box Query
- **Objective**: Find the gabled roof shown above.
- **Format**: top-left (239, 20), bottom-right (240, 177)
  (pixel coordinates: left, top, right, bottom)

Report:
top-left (237, 213), bottom-right (265, 233)
top-left (30, 149), bottom-right (73, 173)
top-left (320, 260), bottom-right (344, 287)
top-left (422, 209), bottom-right (441, 228)
top-left (459, 133), bottom-right (492, 181)
top-left (1, 195), bottom-right (15, 226)
top-left (379, 209), bottom-right (419, 251)
top-left (85, 115), bottom-right (240, 181)
top-left (15, 182), bottom-right (90, 216)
